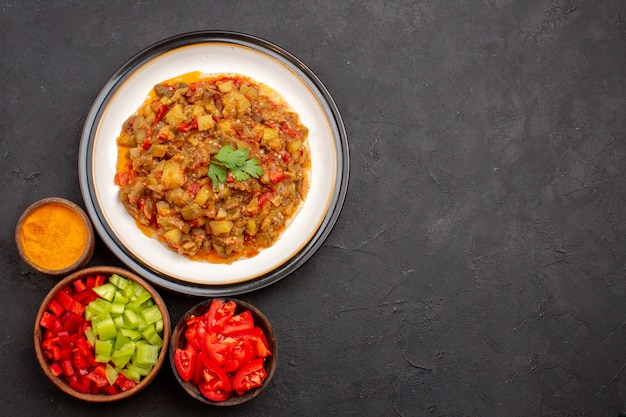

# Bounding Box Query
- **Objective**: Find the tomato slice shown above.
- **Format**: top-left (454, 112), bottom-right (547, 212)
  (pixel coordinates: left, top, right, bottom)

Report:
top-left (206, 299), bottom-right (236, 330)
top-left (246, 326), bottom-right (272, 358)
top-left (221, 310), bottom-right (254, 335)
top-left (223, 338), bottom-right (256, 373)
top-left (198, 354), bottom-right (232, 401)
top-left (232, 357), bottom-right (267, 396)
top-left (185, 318), bottom-right (207, 351)
top-left (205, 339), bottom-right (233, 366)
top-left (174, 347), bottom-right (197, 382)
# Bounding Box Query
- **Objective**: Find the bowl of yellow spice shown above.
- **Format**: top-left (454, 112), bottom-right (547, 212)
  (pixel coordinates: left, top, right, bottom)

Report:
top-left (16, 197), bottom-right (95, 276)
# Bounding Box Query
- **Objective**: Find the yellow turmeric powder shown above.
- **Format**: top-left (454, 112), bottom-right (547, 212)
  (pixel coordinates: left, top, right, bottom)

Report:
top-left (19, 202), bottom-right (88, 270)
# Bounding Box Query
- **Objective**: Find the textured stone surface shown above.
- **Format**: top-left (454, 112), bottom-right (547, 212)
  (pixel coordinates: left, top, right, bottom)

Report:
top-left (1, 0), bottom-right (625, 416)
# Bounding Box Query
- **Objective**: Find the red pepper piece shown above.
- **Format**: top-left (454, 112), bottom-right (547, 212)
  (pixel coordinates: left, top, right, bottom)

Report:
top-left (54, 290), bottom-right (85, 316)
top-left (42, 338), bottom-right (62, 361)
top-left (187, 182), bottom-right (201, 197)
top-left (40, 312), bottom-right (61, 330)
top-left (87, 365), bottom-right (109, 388)
top-left (49, 362), bottom-right (63, 377)
top-left (56, 331), bottom-right (72, 351)
top-left (100, 385), bottom-right (119, 395)
top-left (62, 312), bottom-right (85, 333)
top-left (175, 118), bottom-right (198, 133)
top-left (94, 275), bottom-right (106, 287)
top-left (269, 170), bottom-right (286, 184)
top-left (115, 373), bottom-right (137, 392)
top-left (76, 337), bottom-right (92, 358)
top-left (72, 350), bottom-right (90, 370)
top-left (280, 151), bottom-right (291, 163)
top-left (47, 299), bottom-right (66, 317)
top-left (153, 105), bottom-right (168, 125)
top-left (72, 278), bottom-right (87, 293)
top-left (73, 288), bottom-right (98, 305)
top-left (61, 359), bottom-right (75, 377)
top-left (142, 137), bottom-right (151, 150)
top-left (69, 374), bottom-right (92, 394)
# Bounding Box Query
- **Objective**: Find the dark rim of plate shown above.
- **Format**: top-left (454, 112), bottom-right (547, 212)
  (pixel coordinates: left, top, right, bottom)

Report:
top-left (78, 30), bottom-right (349, 296)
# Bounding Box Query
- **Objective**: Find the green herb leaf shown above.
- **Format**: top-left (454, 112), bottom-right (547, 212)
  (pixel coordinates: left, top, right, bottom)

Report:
top-left (242, 158), bottom-right (264, 178)
top-left (208, 163), bottom-right (227, 187)
top-left (214, 146), bottom-right (250, 169)
top-left (208, 145), bottom-right (263, 186)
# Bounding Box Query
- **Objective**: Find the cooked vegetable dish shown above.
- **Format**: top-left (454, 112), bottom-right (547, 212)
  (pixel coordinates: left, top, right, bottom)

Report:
top-left (114, 72), bottom-right (310, 263)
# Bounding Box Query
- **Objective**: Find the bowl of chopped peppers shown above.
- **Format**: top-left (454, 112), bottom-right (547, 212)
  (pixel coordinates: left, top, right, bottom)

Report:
top-left (34, 266), bottom-right (171, 401)
top-left (169, 298), bottom-right (276, 405)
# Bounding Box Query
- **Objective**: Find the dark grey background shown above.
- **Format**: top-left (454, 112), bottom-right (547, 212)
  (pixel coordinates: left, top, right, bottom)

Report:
top-left (1, 1), bottom-right (625, 416)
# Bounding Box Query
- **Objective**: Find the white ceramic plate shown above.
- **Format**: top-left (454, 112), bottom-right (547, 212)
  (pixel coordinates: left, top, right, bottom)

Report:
top-left (79, 31), bottom-right (349, 296)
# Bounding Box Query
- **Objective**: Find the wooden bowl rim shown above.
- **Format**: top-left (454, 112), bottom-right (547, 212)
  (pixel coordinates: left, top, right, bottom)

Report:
top-left (16, 197), bottom-right (95, 276)
top-left (169, 297), bottom-right (277, 406)
top-left (33, 266), bottom-right (171, 402)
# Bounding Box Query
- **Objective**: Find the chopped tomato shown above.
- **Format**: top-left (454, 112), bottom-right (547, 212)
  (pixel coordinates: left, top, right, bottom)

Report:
top-left (223, 338), bottom-right (256, 373)
top-left (221, 310), bottom-right (255, 335)
top-left (205, 336), bottom-right (234, 366)
top-left (185, 318), bottom-right (208, 351)
top-left (269, 170), bottom-right (286, 184)
top-left (114, 171), bottom-right (132, 186)
top-left (187, 182), bottom-right (201, 197)
top-left (198, 354), bottom-right (232, 401)
top-left (246, 327), bottom-right (272, 358)
top-left (174, 299), bottom-right (273, 400)
top-left (206, 299), bottom-right (236, 330)
top-left (174, 347), bottom-right (197, 382)
top-left (232, 358), bottom-right (267, 396)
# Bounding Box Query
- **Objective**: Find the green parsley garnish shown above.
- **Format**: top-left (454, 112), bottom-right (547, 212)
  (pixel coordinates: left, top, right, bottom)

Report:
top-left (208, 145), bottom-right (264, 187)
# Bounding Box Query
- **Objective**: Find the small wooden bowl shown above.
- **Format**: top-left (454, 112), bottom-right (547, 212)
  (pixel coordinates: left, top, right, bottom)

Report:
top-left (34, 266), bottom-right (171, 402)
top-left (16, 197), bottom-right (95, 276)
top-left (170, 298), bottom-right (277, 406)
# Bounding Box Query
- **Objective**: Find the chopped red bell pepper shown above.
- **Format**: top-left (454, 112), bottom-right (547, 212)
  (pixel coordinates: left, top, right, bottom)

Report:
top-left (153, 104), bottom-right (168, 125)
top-left (115, 373), bottom-right (137, 392)
top-left (175, 118), bottom-right (198, 133)
top-left (268, 170), bottom-right (286, 184)
top-left (61, 359), bottom-right (75, 377)
top-left (49, 362), bottom-right (63, 377)
top-left (54, 290), bottom-right (85, 316)
top-left (62, 312), bottom-right (85, 333)
top-left (87, 365), bottom-right (109, 388)
top-left (40, 312), bottom-right (60, 330)
top-left (68, 374), bottom-right (92, 394)
top-left (72, 278), bottom-right (87, 293)
top-left (47, 299), bottom-right (66, 317)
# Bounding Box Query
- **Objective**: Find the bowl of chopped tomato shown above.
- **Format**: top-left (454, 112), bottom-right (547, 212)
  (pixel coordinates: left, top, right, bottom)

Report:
top-left (169, 298), bottom-right (276, 405)
top-left (34, 266), bottom-right (171, 401)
